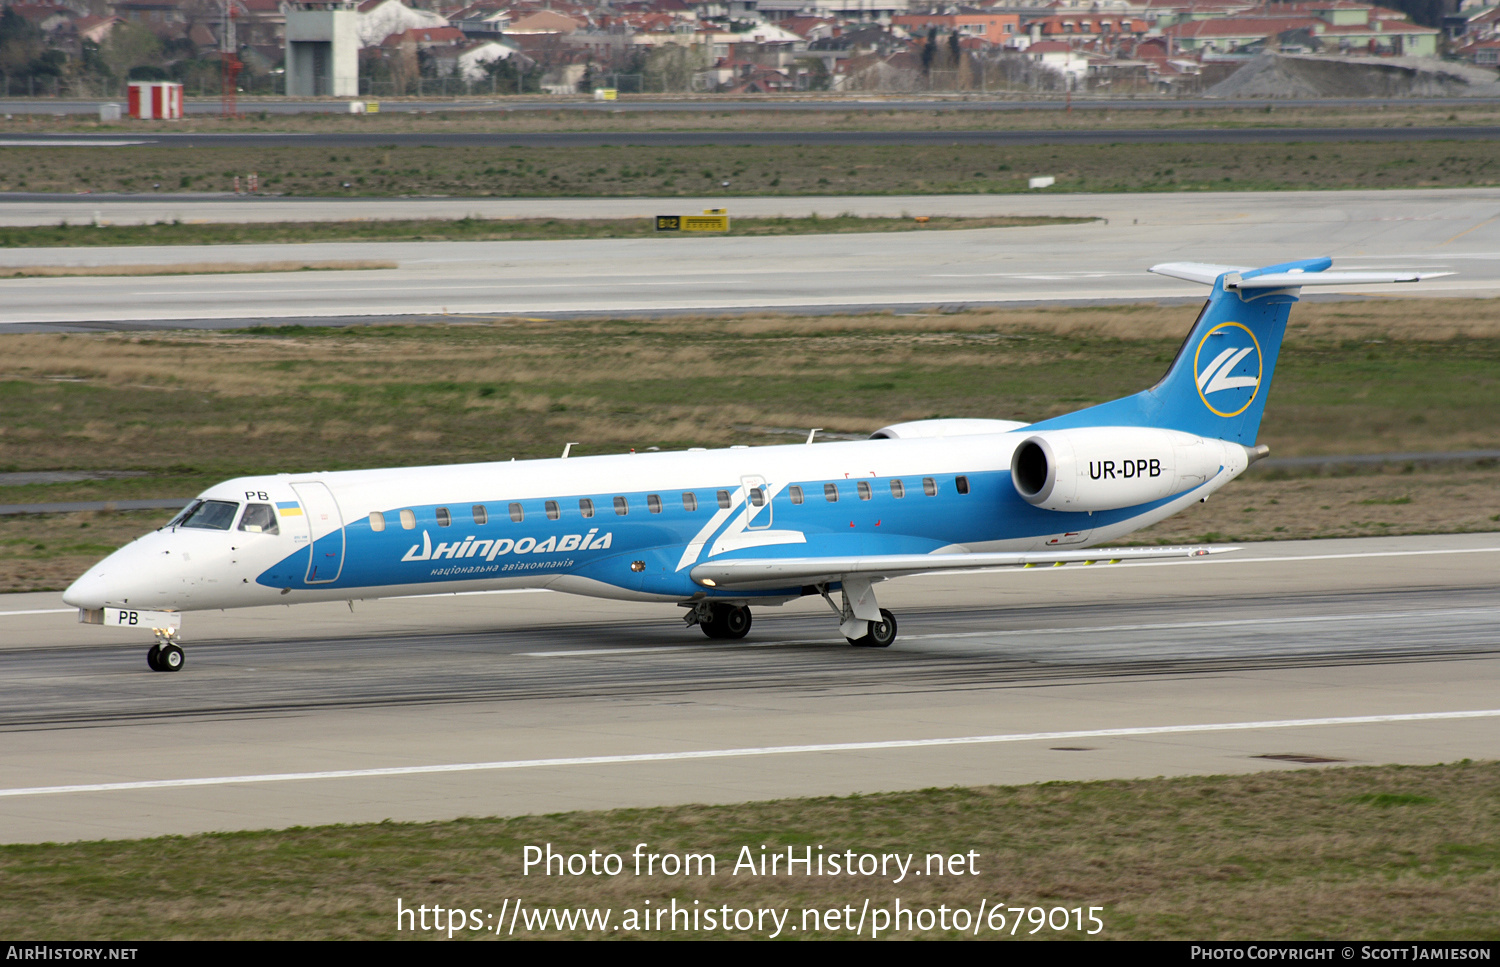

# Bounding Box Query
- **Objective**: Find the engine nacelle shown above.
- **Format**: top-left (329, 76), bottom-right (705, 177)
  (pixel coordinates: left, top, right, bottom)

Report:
top-left (1010, 427), bottom-right (1239, 512)
top-left (871, 418), bottom-right (1030, 440)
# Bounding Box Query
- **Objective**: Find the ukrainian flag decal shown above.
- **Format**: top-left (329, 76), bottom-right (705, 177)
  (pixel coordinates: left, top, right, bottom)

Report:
top-left (276, 501), bottom-right (303, 517)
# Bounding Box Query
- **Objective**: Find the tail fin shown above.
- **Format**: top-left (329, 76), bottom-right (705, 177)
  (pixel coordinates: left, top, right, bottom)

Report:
top-left (1030, 258), bottom-right (1449, 445)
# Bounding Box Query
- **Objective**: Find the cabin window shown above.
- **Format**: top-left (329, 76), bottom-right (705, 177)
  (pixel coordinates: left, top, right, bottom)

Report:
top-left (580, 498), bottom-right (595, 518)
top-left (178, 500), bottom-right (239, 531)
top-left (614, 496), bottom-right (629, 516)
top-left (367, 511), bottom-right (385, 533)
top-left (240, 503), bottom-right (280, 535)
top-left (436, 507), bottom-right (451, 527)
top-left (400, 509), bottom-right (416, 530)
top-left (717, 490), bottom-right (731, 510)
top-left (545, 500), bottom-right (560, 521)
top-left (682, 492), bottom-right (697, 512)
top-left (956, 475), bottom-right (971, 495)
top-left (891, 479), bottom-right (905, 498)
top-left (857, 481), bottom-right (872, 501)
top-left (824, 483), bottom-right (839, 502)
top-left (509, 502), bottom-right (524, 523)
top-left (472, 505), bottom-right (487, 525)
top-left (923, 477), bottom-right (937, 496)
top-left (647, 494), bottom-right (663, 514)
top-left (749, 487), bottom-right (765, 507)
top-left (789, 485), bottom-right (804, 505)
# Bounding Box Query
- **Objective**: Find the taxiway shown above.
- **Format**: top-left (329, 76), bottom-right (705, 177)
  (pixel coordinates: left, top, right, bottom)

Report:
top-left (2, 189), bottom-right (1498, 328)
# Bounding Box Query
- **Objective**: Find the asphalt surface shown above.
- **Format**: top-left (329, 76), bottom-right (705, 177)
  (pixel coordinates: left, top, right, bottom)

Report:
top-left (2, 533), bottom-right (1498, 842)
top-left (2, 188), bottom-right (1496, 328)
top-left (1, 125), bottom-right (1499, 149)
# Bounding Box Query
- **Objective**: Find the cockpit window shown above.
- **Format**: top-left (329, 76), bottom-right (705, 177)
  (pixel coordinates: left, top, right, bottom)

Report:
top-left (238, 503), bottom-right (280, 535)
top-left (177, 499), bottom-right (239, 531)
top-left (166, 500), bottom-right (201, 528)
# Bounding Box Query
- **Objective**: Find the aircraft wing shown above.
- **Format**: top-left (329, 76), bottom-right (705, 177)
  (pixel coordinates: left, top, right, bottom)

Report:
top-left (690, 545), bottom-right (1233, 591)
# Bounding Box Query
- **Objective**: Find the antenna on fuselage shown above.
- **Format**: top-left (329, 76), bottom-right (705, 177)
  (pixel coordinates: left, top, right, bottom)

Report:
top-left (806, 428), bottom-right (822, 445)
top-left (561, 442), bottom-right (579, 459)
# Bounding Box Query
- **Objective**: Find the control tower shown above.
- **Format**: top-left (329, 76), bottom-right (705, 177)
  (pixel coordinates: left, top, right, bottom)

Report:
top-left (285, 1), bottom-right (360, 97)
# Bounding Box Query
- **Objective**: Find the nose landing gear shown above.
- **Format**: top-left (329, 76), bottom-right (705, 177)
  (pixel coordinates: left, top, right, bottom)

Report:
top-left (146, 629), bottom-right (185, 672)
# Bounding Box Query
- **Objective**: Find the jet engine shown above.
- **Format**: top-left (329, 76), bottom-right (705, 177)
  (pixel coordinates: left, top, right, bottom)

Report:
top-left (1010, 427), bottom-right (1237, 512)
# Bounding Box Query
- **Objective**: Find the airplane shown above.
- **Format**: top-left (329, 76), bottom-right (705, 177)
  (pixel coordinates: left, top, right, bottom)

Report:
top-left (62, 257), bottom-right (1446, 672)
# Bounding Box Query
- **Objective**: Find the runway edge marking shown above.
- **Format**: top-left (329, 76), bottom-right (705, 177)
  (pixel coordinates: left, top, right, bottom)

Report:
top-left (4, 709), bottom-right (1497, 799)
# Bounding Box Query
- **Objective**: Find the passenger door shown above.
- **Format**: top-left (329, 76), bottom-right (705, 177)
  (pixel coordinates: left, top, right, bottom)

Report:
top-left (291, 481), bottom-right (345, 583)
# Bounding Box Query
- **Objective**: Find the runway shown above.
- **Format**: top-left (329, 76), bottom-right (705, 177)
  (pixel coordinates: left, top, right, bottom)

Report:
top-left (2, 189), bottom-right (1499, 328)
top-left (2, 532), bottom-right (1497, 843)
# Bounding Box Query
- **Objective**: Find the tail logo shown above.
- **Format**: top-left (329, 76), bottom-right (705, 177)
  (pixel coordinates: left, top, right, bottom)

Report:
top-left (1193, 322), bottom-right (1263, 418)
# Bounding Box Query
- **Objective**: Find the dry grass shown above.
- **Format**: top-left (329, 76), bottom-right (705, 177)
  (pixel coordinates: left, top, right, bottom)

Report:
top-left (1, 138), bottom-right (1497, 197)
top-left (0, 260), bottom-right (396, 277)
top-left (1, 761), bottom-right (1496, 939)
top-left (2, 298), bottom-right (1496, 591)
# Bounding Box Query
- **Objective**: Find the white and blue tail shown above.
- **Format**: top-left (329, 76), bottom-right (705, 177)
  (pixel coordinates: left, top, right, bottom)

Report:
top-left (1031, 257), bottom-right (1448, 445)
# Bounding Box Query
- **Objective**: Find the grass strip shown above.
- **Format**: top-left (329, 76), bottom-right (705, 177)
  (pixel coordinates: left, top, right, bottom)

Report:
top-left (0, 215), bottom-right (1083, 248)
top-left (1, 300), bottom-right (1496, 591)
top-left (1, 761), bottom-right (1496, 939)
top-left (1, 139), bottom-right (1497, 197)
top-left (0, 259), bottom-right (396, 277)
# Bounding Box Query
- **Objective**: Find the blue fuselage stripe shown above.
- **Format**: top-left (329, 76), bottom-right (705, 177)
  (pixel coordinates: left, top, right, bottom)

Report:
top-left (255, 471), bottom-right (1169, 598)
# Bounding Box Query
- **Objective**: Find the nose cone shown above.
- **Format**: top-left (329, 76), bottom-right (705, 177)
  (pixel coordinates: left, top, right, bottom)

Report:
top-left (62, 561), bottom-right (112, 610)
top-left (62, 529), bottom-right (190, 611)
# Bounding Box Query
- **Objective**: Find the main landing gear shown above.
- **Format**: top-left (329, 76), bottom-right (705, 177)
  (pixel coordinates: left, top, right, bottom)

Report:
top-left (686, 601), bottom-right (752, 639)
top-left (818, 578), bottom-right (899, 648)
top-left (682, 580), bottom-right (901, 649)
top-left (146, 629), bottom-right (185, 672)
top-left (846, 608), bottom-right (897, 648)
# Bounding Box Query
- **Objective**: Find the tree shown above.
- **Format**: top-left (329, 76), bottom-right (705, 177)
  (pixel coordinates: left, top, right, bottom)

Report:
top-left (0, 7), bottom-right (48, 78)
top-left (642, 43), bottom-right (704, 93)
top-left (484, 53), bottom-right (541, 94)
top-left (100, 21), bottom-right (163, 80)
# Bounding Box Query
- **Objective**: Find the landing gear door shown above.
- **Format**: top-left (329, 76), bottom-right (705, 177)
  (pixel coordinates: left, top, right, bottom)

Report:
top-left (291, 481), bottom-right (345, 584)
top-left (741, 475), bottom-right (772, 531)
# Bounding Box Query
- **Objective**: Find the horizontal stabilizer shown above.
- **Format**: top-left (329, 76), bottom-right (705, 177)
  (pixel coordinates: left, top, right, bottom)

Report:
top-left (1149, 263), bottom-right (1252, 286)
top-left (1151, 261), bottom-right (1452, 289)
top-left (1231, 270), bottom-right (1452, 289)
top-left (691, 544), bottom-right (1235, 591)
